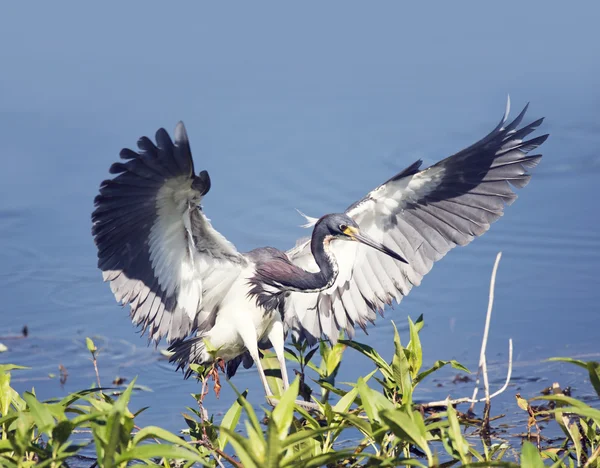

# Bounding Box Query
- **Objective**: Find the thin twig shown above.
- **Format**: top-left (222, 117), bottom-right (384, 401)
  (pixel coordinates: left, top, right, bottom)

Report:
top-left (420, 342), bottom-right (512, 409)
top-left (92, 356), bottom-right (101, 390)
top-left (585, 445), bottom-right (600, 468)
top-left (469, 252), bottom-right (502, 412)
top-left (190, 440), bottom-right (241, 468)
top-left (488, 339), bottom-right (513, 399)
top-left (422, 254), bottom-right (514, 411)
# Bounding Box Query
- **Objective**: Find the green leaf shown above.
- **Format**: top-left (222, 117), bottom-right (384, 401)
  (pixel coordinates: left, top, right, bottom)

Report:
top-left (324, 341), bottom-right (346, 376)
top-left (547, 357), bottom-right (588, 369)
top-left (548, 405), bottom-right (600, 424)
top-left (102, 378), bottom-right (136, 466)
top-left (58, 387), bottom-right (104, 407)
top-left (271, 378), bottom-right (300, 441)
top-left (339, 340), bottom-right (392, 376)
top-left (338, 412), bottom-right (373, 438)
top-left (281, 425), bottom-right (339, 449)
top-left (0, 364), bottom-right (28, 373)
top-left (0, 370), bottom-right (12, 417)
top-left (0, 413), bottom-right (19, 428)
top-left (132, 425), bottom-right (188, 446)
top-left (332, 385), bottom-right (358, 413)
top-left (217, 390), bottom-right (246, 451)
top-left (566, 420), bottom-right (582, 465)
top-left (446, 403), bottom-right (470, 464)
top-left (413, 314), bottom-right (425, 332)
top-left (51, 420), bottom-right (74, 445)
top-left (586, 441), bottom-right (600, 467)
top-left (70, 411), bottom-right (106, 427)
top-left (312, 379), bottom-right (348, 399)
top-left (114, 378), bottom-right (136, 412)
top-left (587, 361), bottom-right (600, 397)
top-left (85, 337), bottom-right (97, 354)
top-left (220, 426), bottom-right (261, 467)
top-left (414, 360), bottom-right (470, 385)
top-left (407, 317), bottom-right (423, 378)
top-left (133, 406), bottom-right (150, 417)
top-left (515, 394), bottom-right (529, 412)
top-left (533, 395), bottom-right (600, 423)
top-left (296, 449), bottom-right (355, 468)
top-left (520, 441), bottom-right (544, 468)
top-left (391, 322), bottom-right (412, 401)
top-left (356, 378), bottom-right (377, 423)
top-left (284, 347), bottom-right (299, 364)
top-left (229, 383), bottom-right (263, 436)
top-left (245, 418), bottom-right (267, 460)
top-left (0, 367), bottom-right (27, 418)
top-left (265, 417), bottom-right (281, 468)
top-left (304, 346), bottom-right (319, 366)
top-left (281, 442), bottom-right (320, 466)
top-left (132, 383), bottom-right (153, 392)
top-left (292, 403), bottom-right (321, 430)
top-left (379, 408), bottom-right (432, 464)
top-left (23, 392), bottom-right (55, 436)
top-left (115, 444), bottom-right (208, 465)
top-left (356, 378), bottom-right (394, 424)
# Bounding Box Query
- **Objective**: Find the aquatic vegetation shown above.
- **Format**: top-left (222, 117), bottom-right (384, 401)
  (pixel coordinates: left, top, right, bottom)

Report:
top-left (1, 257), bottom-right (599, 466)
top-left (1, 323), bottom-right (599, 467)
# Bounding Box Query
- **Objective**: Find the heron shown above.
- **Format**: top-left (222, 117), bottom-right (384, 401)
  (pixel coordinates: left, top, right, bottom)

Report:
top-left (92, 98), bottom-right (547, 409)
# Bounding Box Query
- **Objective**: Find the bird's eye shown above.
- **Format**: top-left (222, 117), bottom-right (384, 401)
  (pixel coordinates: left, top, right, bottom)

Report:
top-left (339, 224), bottom-right (348, 232)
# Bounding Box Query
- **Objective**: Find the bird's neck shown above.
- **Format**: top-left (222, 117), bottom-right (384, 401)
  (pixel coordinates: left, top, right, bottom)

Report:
top-left (309, 234), bottom-right (339, 291)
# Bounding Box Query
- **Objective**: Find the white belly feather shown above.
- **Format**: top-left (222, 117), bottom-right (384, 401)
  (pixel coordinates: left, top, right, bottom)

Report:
top-left (202, 266), bottom-right (278, 361)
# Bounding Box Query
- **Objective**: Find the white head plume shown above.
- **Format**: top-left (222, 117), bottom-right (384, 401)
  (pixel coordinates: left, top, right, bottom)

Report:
top-left (296, 209), bottom-right (319, 229)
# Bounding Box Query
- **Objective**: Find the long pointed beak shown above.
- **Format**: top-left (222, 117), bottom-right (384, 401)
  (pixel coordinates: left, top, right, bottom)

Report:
top-left (350, 228), bottom-right (409, 264)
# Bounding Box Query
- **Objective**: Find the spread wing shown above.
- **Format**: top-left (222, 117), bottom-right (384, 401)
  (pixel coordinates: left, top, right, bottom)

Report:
top-left (92, 122), bottom-right (246, 344)
top-left (285, 100), bottom-right (548, 344)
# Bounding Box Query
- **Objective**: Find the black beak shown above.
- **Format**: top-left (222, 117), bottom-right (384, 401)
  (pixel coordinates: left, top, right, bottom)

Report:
top-left (352, 230), bottom-right (408, 264)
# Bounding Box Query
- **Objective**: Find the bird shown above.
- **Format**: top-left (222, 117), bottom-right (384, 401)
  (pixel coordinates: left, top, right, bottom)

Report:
top-left (92, 98), bottom-right (547, 409)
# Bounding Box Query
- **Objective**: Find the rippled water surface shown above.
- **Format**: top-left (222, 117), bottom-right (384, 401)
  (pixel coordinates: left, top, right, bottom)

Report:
top-left (1, 2), bottom-right (599, 446)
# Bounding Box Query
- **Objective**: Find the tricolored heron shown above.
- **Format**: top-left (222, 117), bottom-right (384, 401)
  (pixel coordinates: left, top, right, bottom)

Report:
top-left (92, 99), bottom-right (547, 408)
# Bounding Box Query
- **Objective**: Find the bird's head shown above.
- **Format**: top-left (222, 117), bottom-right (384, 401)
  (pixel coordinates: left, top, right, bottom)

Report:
top-left (316, 213), bottom-right (408, 264)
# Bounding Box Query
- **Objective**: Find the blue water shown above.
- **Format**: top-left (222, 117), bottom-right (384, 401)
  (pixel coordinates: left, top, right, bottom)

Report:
top-left (1, 1), bottom-right (599, 442)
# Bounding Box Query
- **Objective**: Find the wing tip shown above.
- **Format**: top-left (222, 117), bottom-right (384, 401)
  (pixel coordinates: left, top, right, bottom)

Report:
top-left (175, 121), bottom-right (189, 146)
top-left (191, 169), bottom-right (211, 195)
top-left (155, 127), bottom-right (174, 149)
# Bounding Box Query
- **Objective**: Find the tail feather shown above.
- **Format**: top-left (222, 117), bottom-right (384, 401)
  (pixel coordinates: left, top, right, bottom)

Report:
top-left (168, 336), bottom-right (209, 379)
top-left (225, 351), bottom-right (256, 379)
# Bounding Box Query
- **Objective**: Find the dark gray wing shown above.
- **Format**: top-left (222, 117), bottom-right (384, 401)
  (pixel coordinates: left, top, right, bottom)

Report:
top-left (92, 122), bottom-right (245, 344)
top-left (285, 99), bottom-right (548, 344)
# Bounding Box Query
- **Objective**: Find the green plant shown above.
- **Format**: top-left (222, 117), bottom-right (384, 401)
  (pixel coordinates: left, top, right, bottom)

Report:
top-left (2, 322), bottom-right (600, 467)
top-left (0, 350), bottom-right (207, 467)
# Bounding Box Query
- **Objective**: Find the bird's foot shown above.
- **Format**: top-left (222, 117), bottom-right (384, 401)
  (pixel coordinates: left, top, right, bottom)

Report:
top-left (266, 396), bottom-right (320, 412)
top-left (266, 396), bottom-right (278, 407)
top-left (294, 399), bottom-right (320, 412)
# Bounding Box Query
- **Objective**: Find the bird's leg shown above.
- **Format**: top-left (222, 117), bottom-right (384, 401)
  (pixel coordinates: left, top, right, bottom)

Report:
top-left (254, 354), bottom-right (274, 398)
top-left (266, 320), bottom-right (320, 412)
top-left (266, 396), bottom-right (320, 412)
top-left (267, 319), bottom-right (290, 391)
top-left (237, 316), bottom-right (317, 411)
top-left (237, 319), bottom-right (274, 398)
